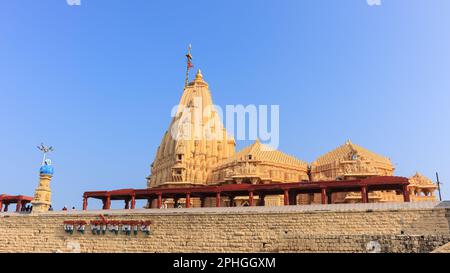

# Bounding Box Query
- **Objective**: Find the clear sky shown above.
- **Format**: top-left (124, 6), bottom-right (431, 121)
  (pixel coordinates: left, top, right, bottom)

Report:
top-left (1, 0), bottom-right (449, 209)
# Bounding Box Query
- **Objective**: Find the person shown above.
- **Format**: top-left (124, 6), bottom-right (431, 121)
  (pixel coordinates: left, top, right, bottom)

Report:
top-left (48, 205), bottom-right (53, 211)
top-left (62, 206), bottom-right (68, 211)
top-left (72, 206), bottom-right (76, 211)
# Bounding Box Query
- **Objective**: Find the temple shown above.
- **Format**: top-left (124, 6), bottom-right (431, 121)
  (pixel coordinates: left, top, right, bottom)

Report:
top-left (82, 48), bottom-right (438, 210)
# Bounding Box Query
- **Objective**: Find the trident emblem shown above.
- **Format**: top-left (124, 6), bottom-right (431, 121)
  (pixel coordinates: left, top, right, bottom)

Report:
top-left (37, 143), bottom-right (54, 166)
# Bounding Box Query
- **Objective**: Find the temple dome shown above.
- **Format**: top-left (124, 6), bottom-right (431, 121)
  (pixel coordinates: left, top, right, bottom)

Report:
top-left (211, 140), bottom-right (309, 184)
top-left (409, 172), bottom-right (437, 187)
top-left (39, 165), bottom-right (54, 176)
top-left (312, 140), bottom-right (392, 167)
top-left (310, 140), bottom-right (394, 181)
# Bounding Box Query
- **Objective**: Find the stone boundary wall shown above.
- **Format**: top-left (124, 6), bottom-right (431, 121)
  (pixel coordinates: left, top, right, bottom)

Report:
top-left (0, 202), bottom-right (449, 253)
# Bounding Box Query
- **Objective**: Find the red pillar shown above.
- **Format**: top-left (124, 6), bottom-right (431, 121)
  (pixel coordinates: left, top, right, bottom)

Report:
top-left (321, 188), bottom-right (327, 204)
top-left (16, 200), bottom-right (22, 212)
top-left (82, 196), bottom-right (88, 210)
top-left (403, 185), bottom-right (410, 202)
top-left (283, 190), bottom-right (289, 206)
top-left (0, 200), bottom-right (3, 212)
top-left (249, 191), bottom-right (254, 206)
top-left (157, 194), bottom-right (162, 208)
top-left (131, 194), bottom-right (136, 209)
top-left (104, 195), bottom-right (111, 210)
top-left (216, 192), bottom-right (221, 207)
top-left (361, 186), bottom-right (368, 203)
top-left (186, 193), bottom-right (191, 208)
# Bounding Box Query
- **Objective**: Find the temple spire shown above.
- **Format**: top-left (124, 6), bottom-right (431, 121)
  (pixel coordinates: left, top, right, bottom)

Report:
top-left (184, 44), bottom-right (193, 88)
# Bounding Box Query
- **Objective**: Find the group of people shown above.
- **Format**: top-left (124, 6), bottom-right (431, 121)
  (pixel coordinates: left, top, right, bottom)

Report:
top-left (61, 206), bottom-right (76, 211)
top-left (20, 204), bottom-right (33, 213)
top-left (18, 204), bottom-right (75, 213)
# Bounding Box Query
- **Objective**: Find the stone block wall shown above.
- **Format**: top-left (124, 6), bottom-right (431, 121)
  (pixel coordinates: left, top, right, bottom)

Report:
top-left (0, 202), bottom-right (449, 253)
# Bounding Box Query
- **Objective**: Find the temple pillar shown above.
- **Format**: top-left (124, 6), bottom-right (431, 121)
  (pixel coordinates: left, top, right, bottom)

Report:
top-left (361, 186), bottom-right (368, 203)
top-left (103, 195), bottom-right (111, 210)
top-left (82, 196), bottom-right (88, 210)
top-left (321, 188), bottom-right (327, 204)
top-left (157, 194), bottom-right (162, 208)
top-left (186, 193), bottom-right (191, 208)
top-left (249, 191), bottom-right (254, 207)
top-left (0, 200), bottom-right (3, 212)
top-left (283, 190), bottom-right (289, 206)
top-left (402, 185), bottom-right (410, 202)
top-left (216, 192), bottom-right (221, 207)
top-left (131, 194), bottom-right (136, 209)
top-left (200, 197), bottom-right (205, 208)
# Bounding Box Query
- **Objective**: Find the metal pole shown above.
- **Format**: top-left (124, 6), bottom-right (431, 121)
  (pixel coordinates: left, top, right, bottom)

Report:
top-left (42, 152), bottom-right (46, 166)
top-left (436, 172), bottom-right (442, 201)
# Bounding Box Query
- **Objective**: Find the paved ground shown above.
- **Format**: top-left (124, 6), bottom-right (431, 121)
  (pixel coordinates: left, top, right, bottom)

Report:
top-left (5, 201), bottom-right (449, 216)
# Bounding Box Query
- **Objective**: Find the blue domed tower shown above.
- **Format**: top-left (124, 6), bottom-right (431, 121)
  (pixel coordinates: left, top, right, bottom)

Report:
top-left (39, 162), bottom-right (54, 176)
top-left (32, 144), bottom-right (54, 212)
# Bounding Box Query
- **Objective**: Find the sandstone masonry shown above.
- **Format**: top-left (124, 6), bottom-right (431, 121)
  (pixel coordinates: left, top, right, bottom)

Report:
top-left (0, 202), bottom-right (449, 253)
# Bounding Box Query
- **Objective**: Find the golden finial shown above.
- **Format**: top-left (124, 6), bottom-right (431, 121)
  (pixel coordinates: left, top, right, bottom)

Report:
top-left (196, 69), bottom-right (203, 79)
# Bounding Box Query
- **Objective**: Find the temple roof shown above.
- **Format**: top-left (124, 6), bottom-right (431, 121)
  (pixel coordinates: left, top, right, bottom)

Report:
top-left (219, 140), bottom-right (308, 169)
top-left (409, 172), bottom-right (437, 188)
top-left (312, 140), bottom-right (392, 166)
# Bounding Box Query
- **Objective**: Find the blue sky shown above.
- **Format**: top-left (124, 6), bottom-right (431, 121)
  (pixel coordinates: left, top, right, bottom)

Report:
top-left (0, 0), bottom-right (449, 209)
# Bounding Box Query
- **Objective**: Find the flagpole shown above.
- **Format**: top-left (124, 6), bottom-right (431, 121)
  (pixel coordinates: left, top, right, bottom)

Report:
top-left (184, 44), bottom-right (193, 88)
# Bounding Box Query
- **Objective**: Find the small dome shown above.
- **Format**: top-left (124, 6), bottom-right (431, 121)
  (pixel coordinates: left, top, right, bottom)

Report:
top-left (40, 165), bottom-right (54, 176)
